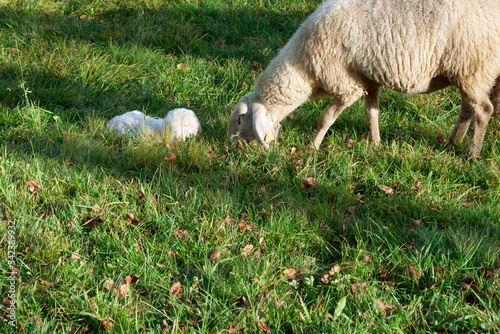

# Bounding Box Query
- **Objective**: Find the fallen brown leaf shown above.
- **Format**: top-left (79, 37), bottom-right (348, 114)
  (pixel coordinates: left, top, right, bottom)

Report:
top-left (239, 220), bottom-right (259, 233)
top-left (104, 279), bottom-right (114, 291)
top-left (362, 254), bottom-right (372, 263)
top-left (176, 62), bottom-right (188, 69)
top-left (170, 281), bottom-right (182, 298)
top-left (92, 204), bottom-right (100, 214)
top-left (242, 244), bottom-right (254, 257)
top-left (209, 250), bottom-right (221, 260)
top-left (406, 265), bottom-right (422, 279)
top-left (329, 265), bottom-right (341, 275)
top-left (164, 153), bottom-right (177, 161)
top-left (346, 206), bottom-right (357, 214)
top-left (126, 213), bottom-right (140, 225)
top-left (299, 177), bottom-right (317, 189)
top-left (228, 324), bottom-right (245, 334)
top-left (375, 299), bottom-right (395, 311)
top-left (27, 315), bottom-right (43, 325)
top-left (409, 218), bottom-right (421, 229)
top-left (101, 320), bottom-right (113, 331)
top-left (38, 279), bottom-right (55, 287)
top-left (436, 133), bottom-right (445, 143)
top-left (346, 138), bottom-right (356, 148)
top-left (175, 229), bottom-right (187, 239)
top-left (125, 274), bottom-right (140, 286)
top-left (251, 61), bottom-right (262, 71)
top-left (114, 284), bottom-right (128, 297)
top-left (71, 252), bottom-right (80, 260)
top-left (235, 296), bottom-right (247, 308)
top-left (378, 184), bottom-right (395, 195)
top-left (319, 274), bottom-right (330, 284)
top-left (27, 180), bottom-right (42, 193)
top-left (257, 321), bottom-right (270, 333)
top-left (283, 268), bottom-right (301, 280)
top-left (274, 300), bottom-right (285, 309)
top-left (351, 281), bottom-right (367, 294)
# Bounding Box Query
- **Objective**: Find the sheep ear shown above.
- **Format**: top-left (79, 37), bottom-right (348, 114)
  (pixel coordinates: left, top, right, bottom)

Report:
top-left (227, 98), bottom-right (249, 143)
top-left (252, 103), bottom-right (277, 151)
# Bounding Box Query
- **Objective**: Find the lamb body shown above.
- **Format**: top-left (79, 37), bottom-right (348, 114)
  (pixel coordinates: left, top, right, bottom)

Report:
top-left (228, 0), bottom-right (500, 157)
top-left (108, 108), bottom-right (201, 141)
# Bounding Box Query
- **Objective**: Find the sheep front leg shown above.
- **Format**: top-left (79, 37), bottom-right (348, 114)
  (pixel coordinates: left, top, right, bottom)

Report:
top-left (311, 92), bottom-right (363, 149)
top-left (365, 88), bottom-right (381, 145)
top-left (463, 96), bottom-right (494, 158)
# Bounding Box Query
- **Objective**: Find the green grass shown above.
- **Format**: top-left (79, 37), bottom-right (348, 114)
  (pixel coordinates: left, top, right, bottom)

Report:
top-left (1, 0), bottom-right (500, 333)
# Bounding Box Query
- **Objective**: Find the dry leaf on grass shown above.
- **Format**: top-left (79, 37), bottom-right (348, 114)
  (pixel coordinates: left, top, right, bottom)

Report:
top-left (27, 180), bottom-right (42, 193)
top-left (329, 265), bottom-right (341, 275)
top-left (274, 300), bottom-right (285, 308)
top-left (71, 253), bottom-right (80, 260)
top-left (175, 229), bottom-right (188, 239)
top-left (319, 274), bottom-right (330, 284)
top-left (406, 265), bottom-right (422, 279)
top-left (38, 279), bottom-right (56, 287)
top-left (239, 220), bottom-right (259, 233)
top-left (126, 213), bottom-right (140, 225)
top-left (235, 296), bottom-right (247, 308)
top-left (91, 204), bottom-right (100, 214)
top-left (242, 244), bottom-right (254, 257)
top-left (436, 133), bottom-right (445, 143)
top-left (251, 61), bottom-right (262, 71)
top-left (257, 321), bottom-right (270, 333)
top-left (299, 177), bottom-right (317, 189)
top-left (164, 153), bottom-right (177, 161)
top-left (170, 282), bottom-right (182, 298)
top-left (351, 281), bottom-right (367, 294)
top-left (209, 250), bottom-right (221, 260)
top-left (346, 138), bottom-right (356, 148)
top-left (378, 184), bottom-right (395, 195)
top-left (346, 206), bottom-right (357, 214)
top-left (101, 320), bottom-right (113, 331)
top-left (362, 254), bottom-right (372, 263)
top-left (104, 279), bottom-right (114, 291)
top-left (228, 324), bottom-right (245, 334)
top-left (176, 62), bottom-right (188, 69)
top-left (114, 284), bottom-right (129, 297)
top-left (283, 268), bottom-right (302, 280)
top-left (375, 299), bottom-right (395, 312)
top-left (409, 219), bottom-right (422, 229)
top-left (125, 274), bottom-right (140, 285)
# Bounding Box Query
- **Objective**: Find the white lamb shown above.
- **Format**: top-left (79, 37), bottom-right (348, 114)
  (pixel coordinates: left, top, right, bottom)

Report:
top-left (108, 108), bottom-right (201, 141)
top-left (228, 0), bottom-right (500, 158)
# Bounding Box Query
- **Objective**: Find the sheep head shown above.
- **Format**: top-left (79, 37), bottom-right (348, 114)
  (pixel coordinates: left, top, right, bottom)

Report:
top-left (228, 93), bottom-right (281, 150)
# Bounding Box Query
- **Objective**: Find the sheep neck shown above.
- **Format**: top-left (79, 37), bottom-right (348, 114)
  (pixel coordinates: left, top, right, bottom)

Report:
top-left (254, 59), bottom-right (312, 124)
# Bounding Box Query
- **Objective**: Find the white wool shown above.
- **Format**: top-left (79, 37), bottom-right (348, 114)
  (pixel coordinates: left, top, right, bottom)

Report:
top-left (228, 0), bottom-right (500, 157)
top-left (163, 108), bottom-right (202, 141)
top-left (107, 108), bottom-right (201, 141)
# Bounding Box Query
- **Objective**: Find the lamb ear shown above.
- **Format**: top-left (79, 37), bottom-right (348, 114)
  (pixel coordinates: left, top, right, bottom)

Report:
top-left (252, 103), bottom-right (277, 151)
top-left (227, 98), bottom-right (249, 144)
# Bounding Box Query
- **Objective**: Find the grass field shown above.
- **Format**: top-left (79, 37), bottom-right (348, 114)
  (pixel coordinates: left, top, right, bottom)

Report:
top-left (1, 0), bottom-right (500, 333)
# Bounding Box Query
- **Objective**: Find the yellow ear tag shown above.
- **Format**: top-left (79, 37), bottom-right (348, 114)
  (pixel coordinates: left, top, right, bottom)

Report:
top-left (265, 132), bottom-right (275, 142)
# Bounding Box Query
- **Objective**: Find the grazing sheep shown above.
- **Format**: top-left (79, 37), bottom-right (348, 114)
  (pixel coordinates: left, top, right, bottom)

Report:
top-left (107, 108), bottom-right (201, 141)
top-left (228, 0), bottom-right (500, 157)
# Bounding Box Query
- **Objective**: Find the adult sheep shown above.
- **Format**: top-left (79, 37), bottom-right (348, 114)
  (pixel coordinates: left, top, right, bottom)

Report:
top-left (227, 0), bottom-right (500, 158)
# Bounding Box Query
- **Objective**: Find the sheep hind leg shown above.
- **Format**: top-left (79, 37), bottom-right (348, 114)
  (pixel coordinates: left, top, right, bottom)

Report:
top-left (311, 92), bottom-right (363, 149)
top-left (461, 95), bottom-right (494, 159)
top-left (365, 87), bottom-right (381, 145)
